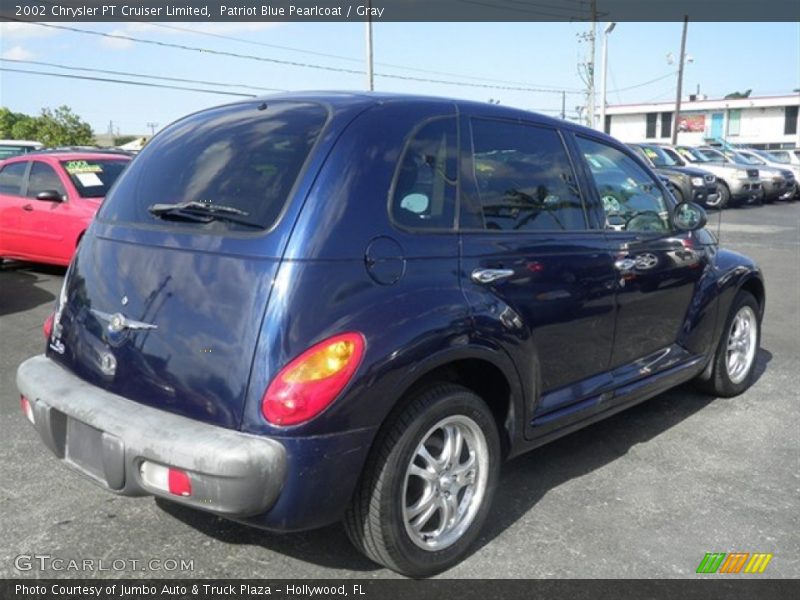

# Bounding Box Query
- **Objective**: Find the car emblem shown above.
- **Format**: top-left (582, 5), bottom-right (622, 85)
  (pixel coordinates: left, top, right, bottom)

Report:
top-left (121, 295), bottom-right (129, 306)
top-left (91, 310), bottom-right (158, 333)
top-left (99, 352), bottom-right (117, 376)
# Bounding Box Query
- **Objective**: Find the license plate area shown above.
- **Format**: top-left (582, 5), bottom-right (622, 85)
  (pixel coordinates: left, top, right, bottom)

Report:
top-left (63, 417), bottom-right (125, 489)
top-left (65, 418), bottom-right (105, 481)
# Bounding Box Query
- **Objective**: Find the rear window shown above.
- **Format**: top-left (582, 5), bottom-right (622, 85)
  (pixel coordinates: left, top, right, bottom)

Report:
top-left (97, 101), bottom-right (328, 231)
top-left (61, 159), bottom-right (130, 198)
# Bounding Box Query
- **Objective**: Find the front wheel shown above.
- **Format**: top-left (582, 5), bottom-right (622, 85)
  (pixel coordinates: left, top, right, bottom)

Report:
top-left (344, 383), bottom-right (501, 577)
top-left (696, 291), bottom-right (761, 397)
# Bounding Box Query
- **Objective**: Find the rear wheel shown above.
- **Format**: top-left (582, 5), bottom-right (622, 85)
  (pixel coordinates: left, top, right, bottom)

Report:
top-left (696, 291), bottom-right (761, 397)
top-left (344, 383), bottom-right (501, 577)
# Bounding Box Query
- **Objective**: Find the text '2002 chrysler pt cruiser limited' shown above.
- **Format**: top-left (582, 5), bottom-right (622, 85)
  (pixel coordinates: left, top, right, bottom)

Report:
top-left (17, 93), bottom-right (765, 577)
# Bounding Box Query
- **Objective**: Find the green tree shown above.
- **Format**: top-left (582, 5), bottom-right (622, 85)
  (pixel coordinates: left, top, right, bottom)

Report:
top-left (0, 107), bottom-right (30, 138)
top-left (34, 106), bottom-right (94, 146)
top-left (9, 116), bottom-right (39, 140)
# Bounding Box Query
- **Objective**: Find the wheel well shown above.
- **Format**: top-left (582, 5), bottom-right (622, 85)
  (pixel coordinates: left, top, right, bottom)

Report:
top-left (403, 359), bottom-right (513, 457)
top-left (740, 277), bottom-right (765, 317)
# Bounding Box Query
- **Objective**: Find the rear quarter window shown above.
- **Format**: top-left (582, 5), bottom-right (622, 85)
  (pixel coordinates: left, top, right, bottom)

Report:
top-left (97, 101), bottom-right (328, 232)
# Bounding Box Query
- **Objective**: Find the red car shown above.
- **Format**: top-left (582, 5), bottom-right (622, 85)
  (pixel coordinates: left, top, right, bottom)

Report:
top-left (0, 151), bottom-right (131, 266)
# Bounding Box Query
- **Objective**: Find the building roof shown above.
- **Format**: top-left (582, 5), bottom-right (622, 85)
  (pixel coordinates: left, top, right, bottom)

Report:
top-left (606, 94), bottom-right (800, 115)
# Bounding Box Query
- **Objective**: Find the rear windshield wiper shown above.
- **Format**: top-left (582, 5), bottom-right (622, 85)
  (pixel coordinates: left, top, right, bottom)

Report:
top-left (147, 200), bottom-right (262, 228)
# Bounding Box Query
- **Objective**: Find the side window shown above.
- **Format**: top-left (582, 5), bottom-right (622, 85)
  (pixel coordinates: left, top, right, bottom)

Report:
top-left (467, 119), bottom-right (586, 232)
top-left (576, 136), bottom-right (671, 234)
top-left (0, 162), bottom-right (29, 196)
top-left (27, 162), bottom-right (66, 198)
top-left (390, 117), bottom-right (457, 230)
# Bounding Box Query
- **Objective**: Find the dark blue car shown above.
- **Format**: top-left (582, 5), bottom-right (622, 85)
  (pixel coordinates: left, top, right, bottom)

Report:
top-left (17, 93), bottom-right (764, 577)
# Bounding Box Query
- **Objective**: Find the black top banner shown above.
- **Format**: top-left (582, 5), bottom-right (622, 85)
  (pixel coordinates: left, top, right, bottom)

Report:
top-left (2, 0), bottom-right (800, 22)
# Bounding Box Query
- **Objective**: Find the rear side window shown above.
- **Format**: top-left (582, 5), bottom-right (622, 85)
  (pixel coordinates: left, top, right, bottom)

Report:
top-left (98, 102), bottom-right (328, 231)
top-left (27, 162), bottom-right (66, 198)
top-left (390, 117), bottom-right (457, 230)
top-left (0, 162), bottom-right (28, 196)
top-left (466, 119), bottom-right (587, 232)
top-left (61, 159), bottom-right (129, 198)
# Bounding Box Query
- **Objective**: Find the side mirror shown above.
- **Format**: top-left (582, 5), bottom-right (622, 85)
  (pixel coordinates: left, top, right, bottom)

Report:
top-left (672, 201), bottom-right (707, 232)
top-left (36, 190), bottom-right (65, 202)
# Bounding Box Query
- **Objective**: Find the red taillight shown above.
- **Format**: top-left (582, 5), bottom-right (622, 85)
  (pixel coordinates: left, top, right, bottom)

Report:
top-left (43, 313), bottom-right (54, 339)
top-left (262, 332), bottom-right (365, 426)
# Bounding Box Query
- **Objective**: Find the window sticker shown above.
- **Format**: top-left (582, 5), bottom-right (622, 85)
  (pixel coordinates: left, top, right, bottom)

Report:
top-left (644, 148), bottom-right (658, 159)
top-left (65, 160), bottom-right (103, 174)
top-left (75, 172), bottom-right (103, 187)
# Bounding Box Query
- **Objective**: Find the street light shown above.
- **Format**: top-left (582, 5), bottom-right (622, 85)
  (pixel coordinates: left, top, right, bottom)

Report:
top-left (599, 21), bottom-right (616, 133)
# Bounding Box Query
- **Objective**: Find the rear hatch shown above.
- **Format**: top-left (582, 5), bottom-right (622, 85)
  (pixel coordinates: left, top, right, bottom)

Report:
top-left (48, 100), bottom-right (330, 429)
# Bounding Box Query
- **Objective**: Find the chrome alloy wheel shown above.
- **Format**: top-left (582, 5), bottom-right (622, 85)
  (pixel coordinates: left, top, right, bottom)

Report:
top-left (726, 305), bottom-right (758, 384)
top-left (402, 415), bottom-right (489, 551)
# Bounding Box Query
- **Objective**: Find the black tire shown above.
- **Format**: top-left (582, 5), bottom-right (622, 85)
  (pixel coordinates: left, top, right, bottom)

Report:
top-left (344, 383), bottom-right (501, 577)
top-left (696, 291), bottom-right (761, 397)
top-left (714, 182), bottom-right (731, 209)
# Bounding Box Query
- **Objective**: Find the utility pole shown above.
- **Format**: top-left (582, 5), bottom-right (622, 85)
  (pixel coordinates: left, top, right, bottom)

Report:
top-left (577, 0), bottom-right (597, 128)
top-left (365, 0), bottom-right (374, 91)
top-left (146, 122), bottom-right (158, 136)
top-left (561, 91), bottom-right (566, 119)
top-left (587, 0), bottom-right (597, 128)
top-left (599, 22), bottom-right (616, 133)
top-left (671, 16), bottom-right (689, 146)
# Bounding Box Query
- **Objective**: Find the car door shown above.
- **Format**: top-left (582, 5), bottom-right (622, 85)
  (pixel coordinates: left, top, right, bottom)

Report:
top-left (458, 116), bottom-right (619, 436)
top-left (0, 160), bottom-right (31, 258)
top-left (23, 160), bottom-right (72, 262)
top-left (572, 133), bottom-right (708, 375)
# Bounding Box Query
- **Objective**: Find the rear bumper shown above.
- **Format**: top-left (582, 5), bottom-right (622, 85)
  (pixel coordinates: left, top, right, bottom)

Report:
top-left (17, 355), bottom-right (287, 518)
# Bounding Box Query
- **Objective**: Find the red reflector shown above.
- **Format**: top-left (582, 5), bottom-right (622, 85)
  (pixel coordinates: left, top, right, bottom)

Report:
top-left (167, 468), bottom-right (192, 497)
top-left (43, 313), bottom-right (54, 340)
top-left (20, 395), bottom-right (34, 424)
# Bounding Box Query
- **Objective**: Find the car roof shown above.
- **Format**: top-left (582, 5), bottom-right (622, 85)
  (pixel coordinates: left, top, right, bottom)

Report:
top-left (2, 151), bottom-right (132, 162)
top-left (221, 91), bottom-right (607, 139)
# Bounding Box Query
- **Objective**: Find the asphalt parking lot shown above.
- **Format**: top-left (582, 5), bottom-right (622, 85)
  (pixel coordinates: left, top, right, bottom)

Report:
top-left (1, 202), bottom-right (798, 580)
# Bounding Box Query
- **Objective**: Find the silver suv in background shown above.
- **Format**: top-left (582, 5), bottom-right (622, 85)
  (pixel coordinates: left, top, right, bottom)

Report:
top-left (737, 148), bottom-right (800, 200)
top-left (666, 145), bottom-right (762, 207)
top-left (698, 146), bottom-right (795, 203)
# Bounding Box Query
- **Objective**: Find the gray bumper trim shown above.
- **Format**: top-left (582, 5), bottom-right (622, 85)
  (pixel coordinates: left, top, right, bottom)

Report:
top-left (17, 355), bottom-right (286, 517)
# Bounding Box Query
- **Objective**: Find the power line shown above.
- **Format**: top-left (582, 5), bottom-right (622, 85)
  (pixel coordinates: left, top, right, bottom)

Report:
top-left (29, 0), bottom-right (583, 91)
top-left (608, 71), bottom-right (677, 93)
top-left (0, 66), bottom-right (257, 97)
top-left (142, 22), bottom-right (581, 91)
top-left (6, 19), bottom-right (583, 95)
top-left (1, 58), bottom-right (287, 93)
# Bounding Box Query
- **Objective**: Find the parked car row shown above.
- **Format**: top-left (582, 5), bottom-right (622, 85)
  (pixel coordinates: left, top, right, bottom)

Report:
top-left (629, 142), bottom-right (797, 210)
top-left (0, 149), bottom-right (132, 266)
top-left (11, 94), bottom-right (766, 577)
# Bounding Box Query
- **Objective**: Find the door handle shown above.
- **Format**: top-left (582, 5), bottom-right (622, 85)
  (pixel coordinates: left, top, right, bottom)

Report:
top-left (22, 204), bottom-right (33, 212)
top-left (614, 258), bottom-right (636, 273)
top-left (471, 268), bottom-right (514, 284)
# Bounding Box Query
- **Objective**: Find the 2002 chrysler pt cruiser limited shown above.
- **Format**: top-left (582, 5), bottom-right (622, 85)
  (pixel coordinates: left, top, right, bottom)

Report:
top-left (17, 93), bottom-right (765, 577)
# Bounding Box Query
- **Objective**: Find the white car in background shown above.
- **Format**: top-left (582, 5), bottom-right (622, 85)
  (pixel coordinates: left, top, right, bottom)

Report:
top-left (737, 148), bottom-right (799, 200)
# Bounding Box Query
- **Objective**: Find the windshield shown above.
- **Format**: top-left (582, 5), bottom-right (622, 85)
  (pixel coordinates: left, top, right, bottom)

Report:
top-left (676, 147), bottom-right (709, 163)
top-left (641, 145), bottom-right (677, 167)
top-left (0, 145), bottom-right (39, 160)
top-left (697, 148), bottom-right (728, 162)
top-left (97, 101), bottom-right (328, 232)
top-left (60, 159), bottom-right (130, 198)
top-left (736, 152), bottom-right (765, 165)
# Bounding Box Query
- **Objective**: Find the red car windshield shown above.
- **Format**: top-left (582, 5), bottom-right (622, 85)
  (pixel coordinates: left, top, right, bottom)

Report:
top-left (60, 158), bottom-right (130, 198)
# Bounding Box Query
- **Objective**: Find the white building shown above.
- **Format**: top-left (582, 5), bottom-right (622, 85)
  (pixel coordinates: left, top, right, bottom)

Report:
top-left (604, 94), bottom-right (800, 149)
